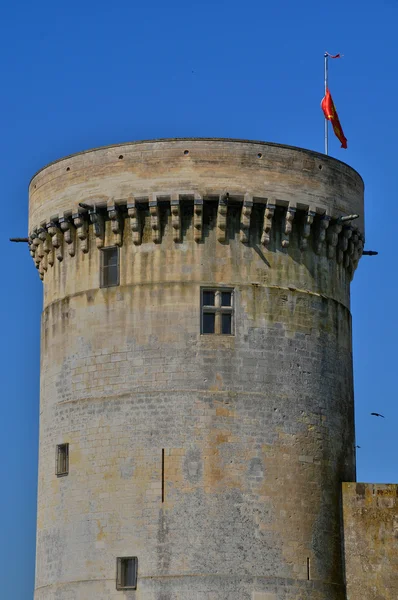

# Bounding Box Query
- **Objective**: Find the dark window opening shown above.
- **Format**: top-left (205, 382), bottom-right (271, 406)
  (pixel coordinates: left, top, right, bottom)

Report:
top-left (116, 557), bottom-right (138, 590)
top-left (201, 289), bottom-right (234, 335)
top-left (221, 291), bottom-right (232, 307)
top-left (56, 444), bottom-right (69, 476)
top-left (203, 312), bottom-right (215, 334)
top-left (203, 290), bottom-right (215, 306)
top-left (221, 313), bottom-right (232, 335)
top-left (100, 247), bottom-right (119, 288)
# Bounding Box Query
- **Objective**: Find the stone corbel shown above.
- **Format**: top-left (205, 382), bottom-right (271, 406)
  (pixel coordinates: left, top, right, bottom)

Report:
top-left (240, 194), bottom-right (253, 244)
top-left (72, 212), bottom-right (89, 254)
top-left (35, 243), bottom-right (43, 269)
top-left (43, 230), bottom-right (54, 267)
top-left (34, 230), bottom-right (45, 270)
top-left (59, 218), bottom-right (76, 257)
top-left (47, 222), bottom-right (64, 262)
top-left (88, 207), bottom-right (105, 249)
top-left (171, 195), bottom-right (181, 243)
top-left (107, 202), bottom-right (123, 247)
top-left (32, 232), bottom-right (41, 255)
top-left (300, 210), bottom-right (315, 251)
top-left (326, 222), bottom-right (342, 259)
top-left (127, 199), bottom-right (141, 245)
top-left (38, 260), bottom-right (44, 280)
top-left (281, 206), bottom-right (296, 248)
top-left (316, 215), bottom-right (331, 254)
top-left (355, 234), bottom-right (364, 267)
top-left (338, 226), bottom-right (353, 265)
top-left (261, 202), bottom-right (275, 247)
top-left (28, 238), bottom-right (35, 260)
top-left (217, 195), bottom-right (228, 243)
top-left (350, 230), bottom-right (359, 268)
top-left (38, 228), bottom-right (50, 270)
top-left (149, 195), bottom-right (161, 243)
top-left (346, 228), bottom-right (358, 270)
top-left (29, 233), bottom-right (38, 259)
top-left (358, 233), bottom-right (364, 256)
top-left (42, 250), bottom-right (48, 272)
top-left (349, 228), bottom-right (359, 253)
top-left (194, 195), bottom-right (203, 243)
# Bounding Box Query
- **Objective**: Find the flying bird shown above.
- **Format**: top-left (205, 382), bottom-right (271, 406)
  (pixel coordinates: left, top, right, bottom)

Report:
top-left (356, 445), bottom-right (361, 449)
top-left (370, 412), bottom-right (385, 418)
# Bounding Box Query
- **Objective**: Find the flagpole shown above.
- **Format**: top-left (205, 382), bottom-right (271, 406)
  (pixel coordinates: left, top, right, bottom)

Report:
top-left (324, 52), bottom-right (328, 155)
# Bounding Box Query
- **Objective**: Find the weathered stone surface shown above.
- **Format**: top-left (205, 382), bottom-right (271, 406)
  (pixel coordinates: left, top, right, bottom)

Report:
top-left (29, 139), bottom-right (364, 233)
top-left (342, 483), bottom-right (398, 600)
top-left (30, 139), bottom-right (364, 600)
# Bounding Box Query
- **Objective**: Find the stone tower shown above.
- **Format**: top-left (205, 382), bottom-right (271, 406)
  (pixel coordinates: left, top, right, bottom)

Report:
top-left (29, 139), bottom-right (365, 600)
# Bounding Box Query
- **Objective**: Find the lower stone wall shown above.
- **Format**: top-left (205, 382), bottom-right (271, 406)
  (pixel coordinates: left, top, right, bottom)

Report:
top-left (35, 279), bottom-right (355, 600)
top-left (342, 482), bottom-right (398, 600)
top-left (34, 575), bottom-right (345, 600)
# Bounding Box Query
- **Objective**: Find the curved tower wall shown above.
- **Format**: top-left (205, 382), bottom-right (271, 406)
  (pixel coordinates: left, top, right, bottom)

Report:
top-left (29, 139), bottom-right (364, 600)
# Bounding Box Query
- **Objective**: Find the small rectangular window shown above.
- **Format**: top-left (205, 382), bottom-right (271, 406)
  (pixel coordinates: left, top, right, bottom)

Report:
top-left (56, 444), bottom-right (69, 476)
top-left (201, 289), bottom-right (234, 335)
top-left (116, 557), bottom-right (138, 590)
top-left (100, 247), bottom-right (119, 288)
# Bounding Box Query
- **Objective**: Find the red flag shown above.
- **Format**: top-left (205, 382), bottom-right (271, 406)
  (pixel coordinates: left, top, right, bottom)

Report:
top-left (325, 52), bottom-right (343, 59)
top-left (321, 88), bottom-right (347, 149)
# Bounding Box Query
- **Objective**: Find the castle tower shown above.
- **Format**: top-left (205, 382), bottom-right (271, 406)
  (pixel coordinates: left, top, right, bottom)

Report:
top-left (29, 139), bottom-right (364, 600)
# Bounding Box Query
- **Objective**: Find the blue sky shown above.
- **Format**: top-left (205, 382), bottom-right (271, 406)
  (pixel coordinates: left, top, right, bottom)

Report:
top-left (1, 0), bottom-right (397, 597)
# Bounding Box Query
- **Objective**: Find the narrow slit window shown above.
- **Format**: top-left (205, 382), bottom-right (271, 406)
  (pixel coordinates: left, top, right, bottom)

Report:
top-left (56, 444), bottom-right (69, 476)
top-left (100, 247), bottom-right (119, 288)
top-left (201, 289), bottom-right (234, 335)
top-left (161, 449), bottom-right (165, 503)
top-left (116, 557), bottom-right (138, 590)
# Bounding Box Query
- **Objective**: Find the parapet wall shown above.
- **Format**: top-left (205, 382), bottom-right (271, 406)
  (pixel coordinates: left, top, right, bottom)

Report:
top-left (28, 140), bottom-right (365, 303)
top-left (342, 482), bottom-right (398, 600)
top-left (29, 139), bottom-right (364, 230)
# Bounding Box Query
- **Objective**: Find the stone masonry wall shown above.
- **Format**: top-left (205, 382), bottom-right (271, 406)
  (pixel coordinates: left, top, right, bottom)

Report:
top-left (31, 140), bottom-right (364, 600)
top-left (342, 483), bottom-right (398, 600)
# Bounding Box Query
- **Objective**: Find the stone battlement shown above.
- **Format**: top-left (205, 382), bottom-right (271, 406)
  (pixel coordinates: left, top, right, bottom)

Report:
top-left (29, 194), bottom-right (364, 280)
